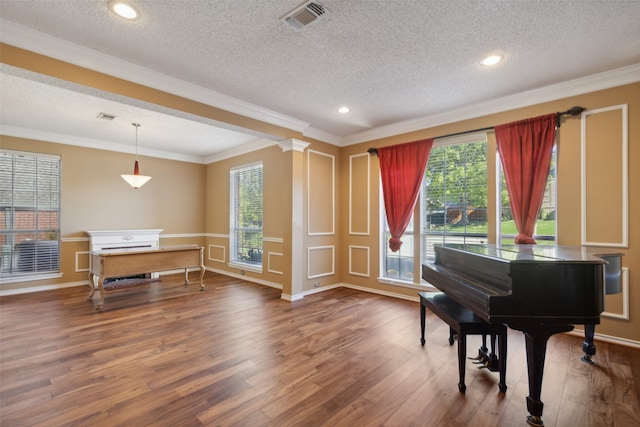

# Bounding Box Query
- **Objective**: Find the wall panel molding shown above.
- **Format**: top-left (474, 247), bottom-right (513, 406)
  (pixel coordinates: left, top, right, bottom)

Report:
top-left (581, 104), bottom-right (628, 247)
top-left (75, 251), bottom-right (90, 273)
top-left (307, 150), bottom-right (335, 236)
top-left (349, 153), bottom-right (370, 235)
top-left (267, 252), bottom-right (284, 275)
top-left (208, 244), bottom-right (226, 263)
top-left (307, 245), bottom-right (335, 279)
top-left (602, 267), bottom-right (630, 320)
top-left (349, 245), bottom-right (370, 277)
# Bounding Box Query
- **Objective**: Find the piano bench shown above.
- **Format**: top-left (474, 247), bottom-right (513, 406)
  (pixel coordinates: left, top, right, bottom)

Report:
top-left (418, 291), bottom-right (507, 394)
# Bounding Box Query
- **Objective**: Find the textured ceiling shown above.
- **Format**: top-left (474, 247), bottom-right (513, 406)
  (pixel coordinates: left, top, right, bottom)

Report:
top-left (1, 0), bottom-right (639, 162)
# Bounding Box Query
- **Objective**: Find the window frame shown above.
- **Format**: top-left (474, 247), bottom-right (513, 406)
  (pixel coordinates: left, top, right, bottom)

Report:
top-left (228, 161), bottom-right (263, 273)
top-left (0, 149), bottom-right (62, 284)
top-left (378, 133), bottom-right (489, 287)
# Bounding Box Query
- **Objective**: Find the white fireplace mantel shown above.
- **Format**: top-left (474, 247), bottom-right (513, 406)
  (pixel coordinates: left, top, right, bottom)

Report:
top-left (86, 229), bottom-right (163, 252)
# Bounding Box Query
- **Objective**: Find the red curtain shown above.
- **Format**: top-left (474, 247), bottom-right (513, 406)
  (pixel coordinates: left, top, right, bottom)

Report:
top-left (378, 139), bottom-right (434, 251)
top-left (495, 114), bottom-right (556, 244)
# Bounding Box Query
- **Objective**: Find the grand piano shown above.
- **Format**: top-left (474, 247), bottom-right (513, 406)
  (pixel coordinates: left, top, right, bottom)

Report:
top-left (422, 243), bottom-right (607, 426)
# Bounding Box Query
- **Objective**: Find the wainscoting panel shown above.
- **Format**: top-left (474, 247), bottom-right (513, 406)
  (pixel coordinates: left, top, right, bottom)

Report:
top-left (208, 244), bottom-right (226, 263)
top-left (603, 267), bottom-right (630, 320)
top-left (349, 153), bottom-right (370, 235)
top-left (581, 104), bottom-right (628, 247)
top-left (307, 245), bottom-right (335, 279)
top-left (349, 245), bottom-right (370, 277)
top-left (76, 251), bottom-right (90, 273)
top-left (267, 252), bottom-right (284, 275)
top-left (308, 150), bottom-right (335, 236)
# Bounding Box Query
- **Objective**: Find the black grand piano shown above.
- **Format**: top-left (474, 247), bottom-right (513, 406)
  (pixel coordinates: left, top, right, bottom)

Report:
top-left (422, 243), bottom-right (607, 426)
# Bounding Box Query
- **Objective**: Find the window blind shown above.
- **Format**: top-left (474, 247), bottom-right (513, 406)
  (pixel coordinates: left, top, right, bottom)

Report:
top-left (0, 150), bottom-right (61, 277)
top-left (229, 162), bottom-right (263, 266)
top-left (421, 140), bottom-right (488, 261)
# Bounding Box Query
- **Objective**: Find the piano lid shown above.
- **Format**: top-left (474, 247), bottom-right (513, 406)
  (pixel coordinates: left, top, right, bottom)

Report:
top-left (438, 243), bottom-right (608, 264)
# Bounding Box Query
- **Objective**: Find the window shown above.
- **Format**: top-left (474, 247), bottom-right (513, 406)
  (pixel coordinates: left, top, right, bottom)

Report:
top-left (380, 136), bottom-right (488, 283)
top-left (229, 162), bottom-right (263, 270)
top-left (0, 150), bottom-right (61, 282)
top-left (382, 211), bottom-right (414, 281)
top-left (497, 145), bottom-right (557, 245)
top-left (421, 139), bottom-right (488, 262)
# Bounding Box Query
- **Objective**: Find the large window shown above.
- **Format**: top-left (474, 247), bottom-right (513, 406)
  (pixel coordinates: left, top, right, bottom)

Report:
top-left (497, 145), bottom-right (557, 245)
top-left (421, 139), bottom-right (488, 262)
top-left (382, 212), bottom-right (414, 281)
top-left (380, 136), bottom-right (488, 283)
top-left (229, 162), bottom-right (263, 270)
top-left (0, 150), bottom-right (61, 282)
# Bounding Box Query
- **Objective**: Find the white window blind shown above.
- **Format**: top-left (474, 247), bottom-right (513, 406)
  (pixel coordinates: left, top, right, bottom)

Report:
top-left (229, 162), bottom-right (263, 267)
top-left (421, 140), bottom-right (488, 262)
top-left (380, 136), bottom-right (489, 283)
top-left (0, 150), bottom-right (61, 278)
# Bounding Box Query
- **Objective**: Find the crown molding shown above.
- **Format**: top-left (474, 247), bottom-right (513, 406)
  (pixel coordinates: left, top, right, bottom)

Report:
top-left (204, 138), bottom-right (279, 164)
top-left (341, 63), bottom-right (640, 146)
top-left (2, 124), bottom-right (281, 165)
top-left (0, 19), bottom-right (311, 134)
top-left (303, 126), bottom-right (342, 146)
top-left (1, 125), bottom-right (207, 164)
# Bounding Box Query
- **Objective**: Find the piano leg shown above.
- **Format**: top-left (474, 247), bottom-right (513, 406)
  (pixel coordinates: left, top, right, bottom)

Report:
top-left (515, 324), bottom-right (574, 426)
top-left (487, 333), bottom-right (500, 371)
top-left (420, 302), bottom-right (426, 346)
top-left (581, 324), bottom-right (596, 363)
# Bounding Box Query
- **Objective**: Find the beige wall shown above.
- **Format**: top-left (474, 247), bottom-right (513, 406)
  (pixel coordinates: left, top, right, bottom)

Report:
top-left (204, 138), bottom-right (341, 298)
top-left (0, 136), bottom-right (206, 292)
top-left (1, 44), bottom-right (638, 345)
top-left (204, 144), bottom-right (293, 292)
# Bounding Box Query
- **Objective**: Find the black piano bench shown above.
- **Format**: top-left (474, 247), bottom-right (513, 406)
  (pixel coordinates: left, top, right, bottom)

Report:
top-left (418, 291), bottom-right (507, 393)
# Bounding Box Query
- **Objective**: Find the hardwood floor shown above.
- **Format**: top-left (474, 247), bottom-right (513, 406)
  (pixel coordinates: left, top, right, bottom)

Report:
top-left (1, 272), bottom-right (639, 426)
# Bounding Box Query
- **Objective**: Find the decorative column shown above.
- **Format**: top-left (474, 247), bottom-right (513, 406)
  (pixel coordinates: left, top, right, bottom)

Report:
top-left (278, 139), bottom-right (309, 301)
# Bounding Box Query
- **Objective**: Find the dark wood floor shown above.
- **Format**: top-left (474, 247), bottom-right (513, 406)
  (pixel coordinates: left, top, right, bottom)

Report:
top-left (1, 272), bottom-right (639, 426)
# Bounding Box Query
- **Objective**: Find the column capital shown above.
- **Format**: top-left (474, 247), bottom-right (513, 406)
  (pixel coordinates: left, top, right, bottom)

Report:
top-left (279, 139), bottom-right (310, 153)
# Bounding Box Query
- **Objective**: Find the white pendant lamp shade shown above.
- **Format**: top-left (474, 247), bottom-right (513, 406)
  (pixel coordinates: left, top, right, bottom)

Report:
top-left (121, 160), bottom-right (151, 189)
top-left (121, 123), bottom-right (151, 189)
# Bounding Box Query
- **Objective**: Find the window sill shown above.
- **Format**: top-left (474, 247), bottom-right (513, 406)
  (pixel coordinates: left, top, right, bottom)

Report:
top-left (228, 262), bottom-right (263, 274)
top-left (377, 276), bottom-right (438, 291)
top-left (0, 272), bottom-right (63, 285)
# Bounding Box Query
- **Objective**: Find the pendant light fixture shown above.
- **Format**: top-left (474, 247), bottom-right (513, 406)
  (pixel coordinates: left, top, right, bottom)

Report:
top-left (121, 123), bottom-right (151, 189)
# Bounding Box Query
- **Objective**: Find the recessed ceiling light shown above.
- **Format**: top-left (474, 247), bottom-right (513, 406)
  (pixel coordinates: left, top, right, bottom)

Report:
top-left (337, 106), bottom-right (351, 114)
top-left (480, 54), bottom-right (503, 66)
top-left (109, 1), bottom-right (140, 20)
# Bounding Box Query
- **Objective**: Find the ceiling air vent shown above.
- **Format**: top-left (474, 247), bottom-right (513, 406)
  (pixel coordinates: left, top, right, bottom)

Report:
top-left (282, 1), bottom-right (327, 29)
top-left (97, 112), bottom-right (117, 120)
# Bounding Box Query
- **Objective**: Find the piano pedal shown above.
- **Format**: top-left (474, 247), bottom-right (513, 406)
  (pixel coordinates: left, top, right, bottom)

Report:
top-left (468, 349), bottom-right (487, 362)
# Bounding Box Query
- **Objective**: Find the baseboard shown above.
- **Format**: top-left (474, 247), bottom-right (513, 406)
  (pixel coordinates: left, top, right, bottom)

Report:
top-left (203, 266), bottom-right (283, 290)
top-left (567, 328), bottom-right (640, 350)
top-left (0, 280), bottom-right (88, 296)
top-left (338, 282), bottom-right (420, 302)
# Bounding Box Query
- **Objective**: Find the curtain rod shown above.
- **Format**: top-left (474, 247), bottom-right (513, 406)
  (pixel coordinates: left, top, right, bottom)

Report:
top-left (367, 106), bottom-right (586, 155)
